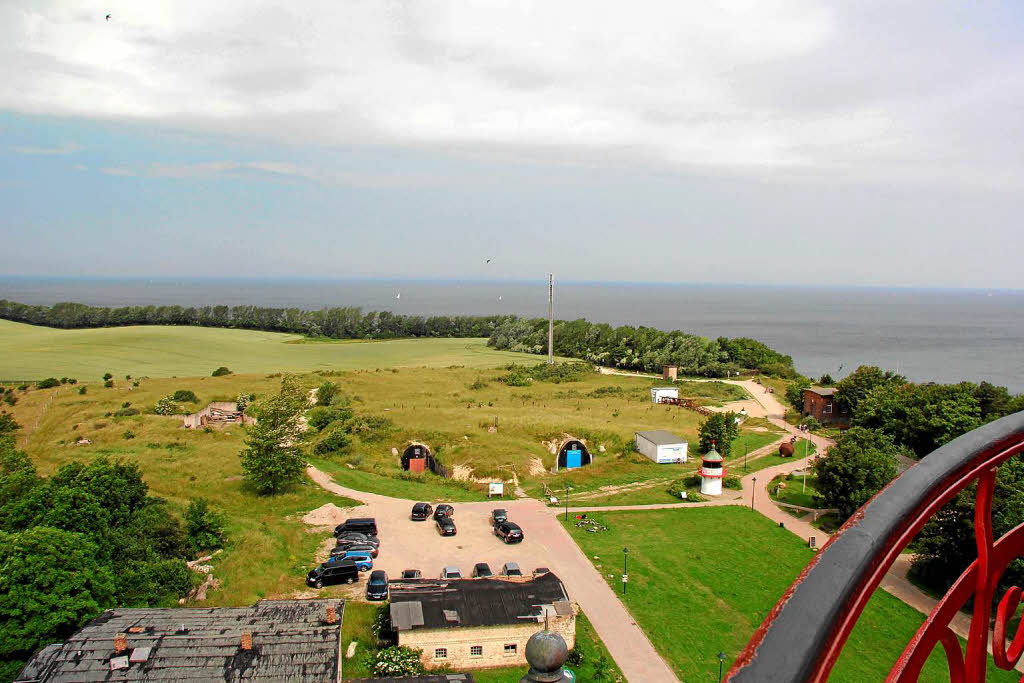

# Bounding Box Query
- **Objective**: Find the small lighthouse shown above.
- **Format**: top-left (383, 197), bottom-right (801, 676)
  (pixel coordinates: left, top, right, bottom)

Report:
top-left (699, 441), bottom-right (726, 496)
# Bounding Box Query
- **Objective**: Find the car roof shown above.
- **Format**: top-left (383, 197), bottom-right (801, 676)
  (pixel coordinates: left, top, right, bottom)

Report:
top-left (493, 508), bottom-right (506, 512)
top-left (504, 562), bottom-right (520, 568)
top-left (474, 562), bottom-right (490, 569)
top-left (504, 521), bottom-right (521, 529)
top-left (369, 570), bottom-right (387, 578)
top-left (413, 502), bottom-right (430, 508)
top-left (443, 566), bottom-right (459, 572)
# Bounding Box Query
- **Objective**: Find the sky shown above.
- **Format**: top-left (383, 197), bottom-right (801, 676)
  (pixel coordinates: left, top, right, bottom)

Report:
top-left (2, 1), bottom-right (1023, 288)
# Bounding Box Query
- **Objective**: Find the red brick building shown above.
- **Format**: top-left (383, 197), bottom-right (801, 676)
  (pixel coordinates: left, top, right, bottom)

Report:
top-left (801, 387), bottom-right (849, 426)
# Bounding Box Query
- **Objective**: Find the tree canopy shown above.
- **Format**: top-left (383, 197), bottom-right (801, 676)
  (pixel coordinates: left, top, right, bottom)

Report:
top-left (833, 365), bottom-right (906, 414)
top-left (698, 412), bottom-right (740, 458)
top-left (240, 375), bottom-right (309, 494)
top-left (813, 427), bottom-right (902, 518)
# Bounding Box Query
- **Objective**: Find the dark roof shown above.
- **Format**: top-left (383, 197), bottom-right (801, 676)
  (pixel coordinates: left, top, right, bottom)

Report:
top-left (635, 429), bottom-right (687, 446)
top-left (803, 387), bottom-right (836, 397)
top-left (16, 599), bottom-right (343, 682)
top-left (346, 675), bottom-right (475, 683)
top-left (388, 573), bottom-right (570, 632)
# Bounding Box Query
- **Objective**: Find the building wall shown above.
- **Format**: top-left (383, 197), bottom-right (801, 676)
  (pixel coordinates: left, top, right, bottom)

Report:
top-left (802, 391), bottom-right (847, 426)
top-left (636, 436), bottom-right (687, 463)
top-left (400, 616), bottom-right (576, 671)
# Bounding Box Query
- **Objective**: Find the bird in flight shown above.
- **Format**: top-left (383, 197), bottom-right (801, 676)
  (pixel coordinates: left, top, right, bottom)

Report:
top-left (105, 13), bottom-right (111, 20)
top-left (485, 258), bottom-right (491, 264)
top-left (395, 292), bottom-right (401, 300)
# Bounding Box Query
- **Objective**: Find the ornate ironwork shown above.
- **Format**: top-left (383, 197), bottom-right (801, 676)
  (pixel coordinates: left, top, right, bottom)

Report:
top-left (726, 411), bottom-right (1024, 682)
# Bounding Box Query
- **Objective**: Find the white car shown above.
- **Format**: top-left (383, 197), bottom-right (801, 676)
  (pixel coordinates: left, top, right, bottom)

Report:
top-left (440, 566), bottom-right (462, 579)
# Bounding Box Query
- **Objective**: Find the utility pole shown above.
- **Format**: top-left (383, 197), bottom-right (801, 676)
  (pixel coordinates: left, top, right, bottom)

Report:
top-left (547, 273), bottom-right (554, 364)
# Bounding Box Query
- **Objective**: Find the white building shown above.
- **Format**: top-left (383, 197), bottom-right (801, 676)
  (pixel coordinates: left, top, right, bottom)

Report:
top-left (635, 430), bottom-right (688, 464)
top-left (699, 446), bottom-right (726, 496)
top-left (650, 387), bottom-right (679, 404)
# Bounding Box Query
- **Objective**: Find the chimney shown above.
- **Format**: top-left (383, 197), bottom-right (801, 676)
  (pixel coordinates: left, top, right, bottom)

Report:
top-left (326, 606), bottom-right (338, 624)
top-left (241, 631), bottom-right (253, 651)
top-left (114, 633), bottom-right (128, 654)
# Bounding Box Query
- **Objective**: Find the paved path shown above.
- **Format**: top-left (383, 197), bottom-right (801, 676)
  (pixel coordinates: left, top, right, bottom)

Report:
top-left (307, 466), bottom-right (679, 682)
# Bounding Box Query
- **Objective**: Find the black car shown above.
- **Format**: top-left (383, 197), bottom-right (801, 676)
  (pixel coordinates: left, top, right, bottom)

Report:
top-left (472, 562), bottom-right (493, 578)
top-left (366, 570), bottom-right (389, 600)
top-left (490, 508), bottom-right (508, 526)
top-left (335, 533), bottom-right (379, 549)
top-left (334, 518), bottom-right (378, 538)
top-left (411, 502), bottom-right (433, 521)
top-left (307, 561), bottom-right (358, 588)
top-left (494, 521), bottom-right (524, 544)
top-left (401, 569), bottom-right (422, 579)
top-left (332, 542), bottom-right (379, 558)
top-left (433, 504), bottom-right (454, 520)
top-left (436, 516), bottom-right (457, 536)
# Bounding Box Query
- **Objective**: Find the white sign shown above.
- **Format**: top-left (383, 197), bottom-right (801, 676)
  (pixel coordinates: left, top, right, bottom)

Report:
top-left (488, 482), bottom-right (504, 497)
top-left (622, 574), bottom-right (629, 583)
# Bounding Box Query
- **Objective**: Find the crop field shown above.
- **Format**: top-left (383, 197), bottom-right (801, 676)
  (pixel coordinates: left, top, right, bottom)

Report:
top-left (0, 319), bottom-right (543, 379)
top-left (562, 507), bottom-right (1015, 682)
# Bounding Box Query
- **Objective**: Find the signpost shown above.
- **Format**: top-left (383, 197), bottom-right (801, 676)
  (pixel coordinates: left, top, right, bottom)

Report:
top-left (623, 547), bottom-right (629, 595)
top-left (488, 482), bottom-right (504, 498)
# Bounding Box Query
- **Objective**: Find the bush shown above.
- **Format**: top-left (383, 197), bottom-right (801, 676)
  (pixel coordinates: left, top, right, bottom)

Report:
top-left (373, 646), bottom-right (425, 677)
top-left (469, 377), bottom-right (488, 390)
top-left (185, 498), bottom-right (227, 554)
top-left (36, 378), bottom-right (60, 389)
top-left (800, 416), bottom-right (821, 431)
top-left (172, 390), bottom-right (199, 403)
top-left (346, 415), bottom-right (394, 442)
top-left (102, 373), bottom-right (113, 381)
top-left (316, 381), bottom-right (340, 406)
top-left (103, 380), bottom-right (114, 388)
top-left (308, 406), bottom-right (352, 432)
top-left (68, 378), bottom-right (77, 385)
top-left (236, 393), bottom-right (255, 412)
top-left (3, 393), bottom-right (15, 406)
top-left (123, 430), bottom-right (136, 440)
top-left (314, 427), bottom-right (352, 455)
top-left (77, 386), bottom-right (86, 395)
top-left (723, 475), bottom-right (742, 490)
top-left (113, 408), bottom-right (140, 417)
top-left (153, 396), bottom-right (180, 415)
top-left (211, 366), bottom-right (232, 377)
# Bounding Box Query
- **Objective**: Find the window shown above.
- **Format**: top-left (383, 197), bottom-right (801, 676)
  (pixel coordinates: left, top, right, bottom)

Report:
top-left (470, 645), bottom-right (483, 657)
top-left (434, 648), bottom-right (447, 660)
top-left (824, 402), bottom-right (833, 414)
top-left (504, 643), bottom-right (518, 655)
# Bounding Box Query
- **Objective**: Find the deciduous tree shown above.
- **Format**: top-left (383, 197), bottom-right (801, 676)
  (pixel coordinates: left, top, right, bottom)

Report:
top-left (240, 376), bottom-right (308, 494)
top-left (813, 427), bottom-right (901, 518)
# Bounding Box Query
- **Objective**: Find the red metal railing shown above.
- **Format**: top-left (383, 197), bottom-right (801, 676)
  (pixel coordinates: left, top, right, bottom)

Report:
top-left (726, 411), bottom-right (1024, 682)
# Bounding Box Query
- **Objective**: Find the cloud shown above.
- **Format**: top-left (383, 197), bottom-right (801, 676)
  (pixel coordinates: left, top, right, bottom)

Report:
top-left (0, 1), bottom-right (1022, 186)
top-left (12, 142), bottom-right (82, 155)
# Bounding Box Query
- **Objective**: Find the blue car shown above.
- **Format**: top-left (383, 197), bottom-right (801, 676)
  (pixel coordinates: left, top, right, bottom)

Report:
top-left (327, 551), bottom-right (373, 572)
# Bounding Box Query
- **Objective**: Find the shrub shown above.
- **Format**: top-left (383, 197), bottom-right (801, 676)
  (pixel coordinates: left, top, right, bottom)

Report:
top-left (501, 370), bottom-right (532, 387)
top-left (589, 385), bottom-right (623, 397)
top-left (77, 386), bottom-right (87, 395)
top-left (800, 416), bottom-right (821, 431)
top-left (373, 646), bottom-right (425, 677)
top-left (68, 378), bottom-right (77, 385)
top-left (469, 378), bottom-right (488, 390)
top-left (236, 393), bottom-right (255, 412)
top-left (17, 384), bottom-right (28, 391)
top-left (154, 396), bottom-right (180, 415)
top-left (211, 366), bottom-right (232, 377)
top-left (103, 380), bottom-right (114, 388)
top-left (308, 406), bottom-right (353, 431)
top-left (3, 393), bottom-right (15, 406)
top-left (346, 415), bottom-right (394, 442)
top-left (113, 408), bottom-right (140, 417)
top-left (59, 377), bottom-right (68, 384)
top-left (172, 390), bottom-right (199, 403)
top-left (314, 427), bottom-right (352, 455)
top-left (316, 381), bottom-right (340, 406)
top-left (102, 373), bottom-right (113, 381)
top-left (36, 378), bottom-right (60, 389)
top-left (723, 475), bottom-right (742, 490)
top-left (185, 498), bottom-right (227, 553)
top-left (123, 430), bottom-right (136, 440)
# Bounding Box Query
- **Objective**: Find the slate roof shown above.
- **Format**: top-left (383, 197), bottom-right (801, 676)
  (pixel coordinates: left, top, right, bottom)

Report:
top-left (16, 600), bottom-right (343, 682)
top-left (635, 429), bottom-right (687, 446)
top-left (388, 573), bottom-right (570, 632)
top-left (803, 387), bottom-right (836, 397)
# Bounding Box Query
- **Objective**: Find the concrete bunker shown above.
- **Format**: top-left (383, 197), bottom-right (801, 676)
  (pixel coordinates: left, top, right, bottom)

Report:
top-left (556, 437), bottom-right (593, 470)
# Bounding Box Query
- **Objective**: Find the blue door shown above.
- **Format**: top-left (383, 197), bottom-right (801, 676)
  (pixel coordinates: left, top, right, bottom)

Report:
top-left (566, 449), bottom-right (582, 469)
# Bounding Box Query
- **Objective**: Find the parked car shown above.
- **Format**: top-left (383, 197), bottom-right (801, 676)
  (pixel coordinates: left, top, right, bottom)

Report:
top-left (433, 504), bottom-right (454, 520)
top-left (335, 534), bottom-right (379, 549)
top-left (411, 502), bottom-right (433, 521)
top-left (533, 567), bottom-right (551, 578)
top-left (494, 521), bottom-right (524, 544)
top-left (334, 518), bottom-right (378, 538)
top-left (401, 569), bottom-right (422, 579)
top-left (307, 561), bottom-right (358, 588)
top-left (330, 551), bottom-right (373, 571)
top-left (440, 566), bottom-right (462, 579)
top-left (472, 563), bottom-right (493, 578)
top-left (501, 562), bottom-right (523, 577)
top-left (436, 516), bottom-right (457, 536)
top-left (366, 570), bottom-right (389, 600)
top-left (490, 508), bottom-right (508, 526)
top-left (342, 543), bottom-right (379, 558)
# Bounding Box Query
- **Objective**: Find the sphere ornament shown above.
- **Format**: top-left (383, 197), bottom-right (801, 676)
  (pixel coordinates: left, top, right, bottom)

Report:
top-left (521, 629), bottom-right (569, 683)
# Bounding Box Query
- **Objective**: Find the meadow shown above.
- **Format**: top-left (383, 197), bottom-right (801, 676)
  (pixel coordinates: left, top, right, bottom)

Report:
top-left (0, 319), bottom-right (543, 379)
top-left (562, 507), bottom-right (1016, 682)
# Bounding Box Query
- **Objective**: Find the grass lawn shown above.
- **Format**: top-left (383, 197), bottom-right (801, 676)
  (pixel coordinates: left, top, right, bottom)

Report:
top-left (309, 456), bottom-right (493, 502)
top-left (770, 473), bottom-right (820, 508)
top-left (0, 319), bottom-right (543, 379)
top-left (340, 605), bottom-right (622, 682)
top-left (561, 507), bottom-right (1015, 682)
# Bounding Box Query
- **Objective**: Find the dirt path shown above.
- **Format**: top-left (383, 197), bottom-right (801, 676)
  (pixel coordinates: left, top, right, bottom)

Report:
top-left (306, 465), bottom-right (679, 682)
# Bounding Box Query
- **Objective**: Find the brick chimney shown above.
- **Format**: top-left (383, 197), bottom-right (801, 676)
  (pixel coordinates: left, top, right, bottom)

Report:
top-left (114, 633), bottom-right (128, 654)
top-left (241, 631), bottom-right (253, 651)
top-left (326, 606), bottom-right (338, 625)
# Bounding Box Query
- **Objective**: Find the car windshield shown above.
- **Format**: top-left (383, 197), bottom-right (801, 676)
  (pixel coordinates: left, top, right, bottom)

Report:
top-left (370, 577), bottom-right (386, 585)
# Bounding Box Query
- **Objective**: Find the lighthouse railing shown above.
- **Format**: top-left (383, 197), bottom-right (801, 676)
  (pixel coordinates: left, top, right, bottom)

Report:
top-left (725, 411), bottom-right (1024, 682)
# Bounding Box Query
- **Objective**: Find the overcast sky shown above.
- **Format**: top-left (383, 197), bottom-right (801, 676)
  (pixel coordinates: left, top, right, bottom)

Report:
top-left (2, 1), bottom-right (1023, 288)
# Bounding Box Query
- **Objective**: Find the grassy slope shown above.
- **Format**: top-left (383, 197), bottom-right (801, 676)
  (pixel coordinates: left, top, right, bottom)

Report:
top-left (0, 319), bottom-right (543, 379)
top-left (562, 507), bottom-right (1015, 683)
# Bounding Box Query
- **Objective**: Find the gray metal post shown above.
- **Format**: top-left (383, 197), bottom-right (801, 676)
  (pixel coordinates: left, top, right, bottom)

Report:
top-left (548, 273), bottom-right (554, 364)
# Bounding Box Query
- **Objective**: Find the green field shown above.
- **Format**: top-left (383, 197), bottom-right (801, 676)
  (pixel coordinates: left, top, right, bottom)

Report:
top-left (0, 319), bottom-right (543, 379)
top-left (562, 507), bottom-right (1015, 682)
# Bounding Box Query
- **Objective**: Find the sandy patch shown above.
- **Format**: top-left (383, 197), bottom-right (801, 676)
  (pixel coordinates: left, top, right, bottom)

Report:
top-left (528, 458), bottom-right (547, 476)
top-left (303, 503), bottom-right (351, 528)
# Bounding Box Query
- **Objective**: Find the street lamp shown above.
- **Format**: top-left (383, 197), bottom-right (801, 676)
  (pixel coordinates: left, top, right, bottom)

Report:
top-left (718, 651), bottom-right (727, 682)
top-left (751, 477), bottom-right (757, 511)
top-left (564, 483), bottom-right (570, 522)
top-left (744, 442), bottom-right (748, 472)
top-left (622, 547), bottom-right (629, 595)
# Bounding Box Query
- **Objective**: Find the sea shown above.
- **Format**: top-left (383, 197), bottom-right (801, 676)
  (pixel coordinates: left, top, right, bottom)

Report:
top-left (2, 277), bottom-right (1023, 393)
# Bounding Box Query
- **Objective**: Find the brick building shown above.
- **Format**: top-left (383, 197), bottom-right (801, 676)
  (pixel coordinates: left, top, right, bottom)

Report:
top-left (388, 573), bottom-right (575, 671)
top-left (801, 387), bottom-right (849, 426)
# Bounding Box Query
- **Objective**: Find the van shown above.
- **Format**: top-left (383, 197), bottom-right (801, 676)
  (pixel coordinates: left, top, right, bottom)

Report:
top-left (334, 518), bottom-right (378, 538)
top-left (307, 561), bottom-right (358, 588)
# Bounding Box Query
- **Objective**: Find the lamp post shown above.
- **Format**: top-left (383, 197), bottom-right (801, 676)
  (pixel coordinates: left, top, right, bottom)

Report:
top-left (622, 547), bottom-right (629, 595)
top-left (718, 651), bottom-right (727, 682)
top-left (744, 442), bottom-right (748, 472)
top-left (751, 477), bottom-right (757, 511)
top-left (564, 484), bottom-right (570, 522)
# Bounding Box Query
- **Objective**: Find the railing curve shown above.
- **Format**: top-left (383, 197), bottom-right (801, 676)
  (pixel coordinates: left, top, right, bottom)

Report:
top-left (726, 410), bottom-right (1024, 682)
